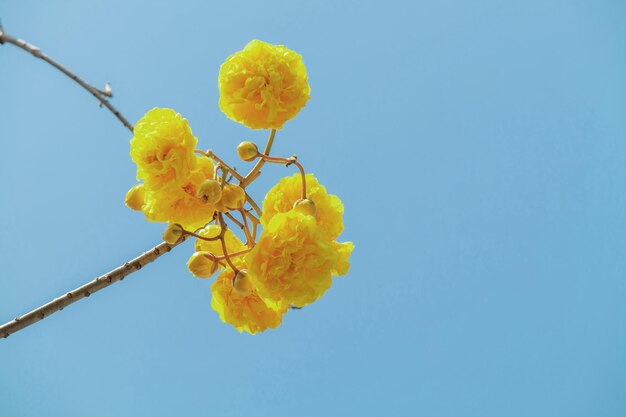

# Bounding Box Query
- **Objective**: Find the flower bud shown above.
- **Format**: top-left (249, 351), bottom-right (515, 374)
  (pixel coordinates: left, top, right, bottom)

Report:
top-left (187, 251), bottom-right (218, 278)
top-left (293, 198), bottom-right (317, 217)
top-left (233, 269), bottom-right (254, 296)
top-left (125, 184), bottom-right (145, 211)
top-left (237, 141), bottom-right (259, 162)
top-left (220, 184), bottom-right (246, 210)
top-left (198, 179), bottom-right (222, 204)
top-left (163, 223), bottom-right (184, 244)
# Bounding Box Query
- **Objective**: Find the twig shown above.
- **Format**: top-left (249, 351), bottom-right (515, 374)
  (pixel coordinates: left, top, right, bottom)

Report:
top-left (224, 211), bottom-right (245, 229)
top-left (0, 27), bottom-right (134, 132)
top-left (245, 192), bottom-right (262, 217)
top-left (195, 150), bottom-right (244, 183)
top-left (240, 129), bottom-right (276, 188)
top-left (0, 240), bottom-right (180, 339)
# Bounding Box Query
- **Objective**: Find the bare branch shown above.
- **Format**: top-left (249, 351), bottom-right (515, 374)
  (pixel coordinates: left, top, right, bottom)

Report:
top-left (0, 240), bottom-right (182, 339)
top-left (0, 28), bottom-right (134, 132)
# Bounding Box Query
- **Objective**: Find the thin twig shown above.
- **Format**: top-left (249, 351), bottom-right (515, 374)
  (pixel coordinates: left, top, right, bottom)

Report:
top-left (244, 209), bottom-right (260, 225)
top-left (240, 129), bottom-right (276, 188)
top-left (245, 192), bottom-right (262, 217)
top-left (259, 154), bottom-right (307, 199)
top-left (0, 240), bottom-right (182, 339)
top-left (0, 28), bottom-right (134, 132)
top-left (238, 209), bottom-right (254, 246)
top-left (217, 213), bottom-right (239, 273)
top-left (195, 150), bottom-right (244, 182)
top-left (224, 211), bottom-right (245, 229)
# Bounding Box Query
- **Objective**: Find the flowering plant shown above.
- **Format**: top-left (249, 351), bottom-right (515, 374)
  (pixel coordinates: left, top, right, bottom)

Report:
top-left (0, 34), bottom-right (352, 337)
top-left (127, 40), bottom-right (353, 333)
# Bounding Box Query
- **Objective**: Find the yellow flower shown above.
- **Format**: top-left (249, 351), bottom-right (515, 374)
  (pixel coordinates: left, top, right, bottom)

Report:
top-left (332, 241), bottom-right (354, 276)
top-left (141, 156), bottom-right (216, 230)
top-left (130, 108), bottom-right (198, 190)
top-left (211, 261), bottom-right (286, 334)
top-left (261, 173), bottom-right (345, 241)
top-left (194, 224), bottom-right (248, 259)
top-left (246, 211), bottom-right (339, 309)
top-left (218, 40), bottom-right (310, 130)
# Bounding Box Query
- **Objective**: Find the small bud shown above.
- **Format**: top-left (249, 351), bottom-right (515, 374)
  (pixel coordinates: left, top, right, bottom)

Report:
top-left (220, 184), bottom-right (246, 210)
top-left (187, 252), bottom-right (218, 278)
top-left (125, 184), bottom-right (145, 211)
top-left (162, 223), bottom-right (184, 244)
top-left (293, 198), bottom-right (317, 217)
top-left (233, 270), bottom-right (254, 296)
top-left (237, 141), bottom-right (259, 162)
top-left (198, 179), bottom-right (222, 204)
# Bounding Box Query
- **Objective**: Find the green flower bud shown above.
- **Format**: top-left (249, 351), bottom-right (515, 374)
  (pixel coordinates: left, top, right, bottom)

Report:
top-left (237, 141), bottom-right (259, 162)
top-left (198, 179), bottom-right (223, 204)
top-left (125, 184), bottom-right (145, 211)
top-left (187, 252), bottom-right (218, 278)
top-left (220, 184), bottom-right (246, 210)
top-left (163, 223), bottom-right (184, 244)
top-left (293, 198), bottom-right (317, 217)
top-left (233, 269), bottom-right (254, 296)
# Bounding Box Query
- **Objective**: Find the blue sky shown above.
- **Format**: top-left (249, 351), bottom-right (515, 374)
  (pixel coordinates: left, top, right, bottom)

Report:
top-left (1, 1), bottom-right (625, 416)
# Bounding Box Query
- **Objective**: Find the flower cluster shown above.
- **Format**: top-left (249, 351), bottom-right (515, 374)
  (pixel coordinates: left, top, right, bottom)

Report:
top-left (126, 41), bottom-right (353, 334)
top-left (218, 40), bottom-right (310, 130)
top-left (126, 108), bottom-right (217, 230)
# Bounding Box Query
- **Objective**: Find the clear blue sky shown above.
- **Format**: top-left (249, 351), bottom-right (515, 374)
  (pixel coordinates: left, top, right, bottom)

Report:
top-left (1, 1), bottom-right (625, 416)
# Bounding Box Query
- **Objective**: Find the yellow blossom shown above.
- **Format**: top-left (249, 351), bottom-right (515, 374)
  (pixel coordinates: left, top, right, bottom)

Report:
top-left (332, 241), bottom-right (354, 276)
top-left (261, 173), bottom-right (345, 241)
top-left (246, 211), bottom-right (339, 309)
top-left (141, 156), bottom-right (216, 230)
top-left (218, 40), bottom-right (310, 130)
top-left (211, 261), bottom-right (286, 334)
top-left (194, 224), bottom-right (248, 260)
top-left (130, 108), bottom-right (198, 189)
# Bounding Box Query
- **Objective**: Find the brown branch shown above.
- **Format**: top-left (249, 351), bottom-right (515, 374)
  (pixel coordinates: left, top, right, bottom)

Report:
top-left (0, 27), bottom-right (134, 132)
top-left (0, 240), bottom-right (181, 339)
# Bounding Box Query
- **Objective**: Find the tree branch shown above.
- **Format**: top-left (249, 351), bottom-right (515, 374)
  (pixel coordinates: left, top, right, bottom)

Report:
top-left (0, 25), bottom-right (134, 132)
top-left (0, 240), bottom-right (181, 339)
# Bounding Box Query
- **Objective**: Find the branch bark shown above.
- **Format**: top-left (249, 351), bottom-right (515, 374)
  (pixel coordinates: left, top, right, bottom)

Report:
top-left (0, 241), bottom-right (181, 339)
top-left (0, 26), bottom-right (134, 132)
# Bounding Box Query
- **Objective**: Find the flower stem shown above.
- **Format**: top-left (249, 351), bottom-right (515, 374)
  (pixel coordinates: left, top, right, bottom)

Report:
top-left (238, 209), bottom-right (254, 247)
top-left (240, 129), bottom-right (276, 188)
top-left (258, 154), bottom-right (307, 199)
top-left (244, 192), bottom-right (262, 217)
top-left (195, 150), bottom-right (244, 183)
top-left (217, 214), bottom-right (239, 273)
top-left (213, 247), bottom-right (252, 260)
